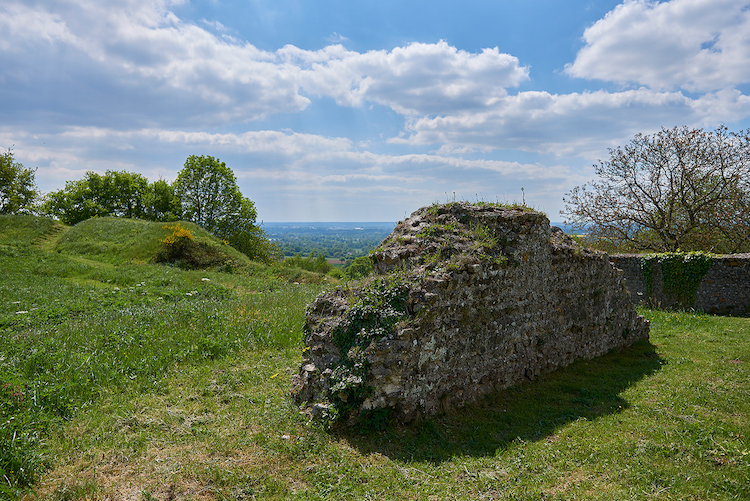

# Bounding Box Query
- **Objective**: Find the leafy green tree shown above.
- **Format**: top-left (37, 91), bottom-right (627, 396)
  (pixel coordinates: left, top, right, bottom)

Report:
top-left (42, 170), bottom-right (151, 224)
top-left (174, 156), bottom-right (245, 231)
top-left (0, 148), bottom-right (38, 214)
top-left (174, 155), bottom-right (278, 262)
top-left (562, 125), bottom-right (750, 253)
top-left (42, 172), bottom-right (110, 224)
top-left (144, 179), bottom-right (180, 222)
top-left (104, 171), bottom-right (150, 219)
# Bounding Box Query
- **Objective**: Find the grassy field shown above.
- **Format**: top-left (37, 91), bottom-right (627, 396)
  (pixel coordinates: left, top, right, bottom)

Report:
top-left (1, 215), bottom-right (749, 500)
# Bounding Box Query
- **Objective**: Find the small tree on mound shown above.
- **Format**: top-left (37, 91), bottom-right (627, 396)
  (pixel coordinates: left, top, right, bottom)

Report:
top-left (173, 155), bottom-right (279, 263)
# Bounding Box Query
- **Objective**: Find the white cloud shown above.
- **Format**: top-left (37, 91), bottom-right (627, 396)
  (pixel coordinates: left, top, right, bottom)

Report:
top-left (0, 0), bottom-right (309, 126)
top-left (3, 123), bottom-right (567, 206)
top-left (565, 0), bottom-right (750, 92)
top-left (44, 125), bottom-right (560, 178)
top-left (201, 19), bottom-right (229, 32)
top-left (56, 127), bottom-right (355, 156)
top-left (326, 32), bottom-right (348, 43)
top-left (0, 1), bottom-right (529, 127)
top-left (6, 0), bottom-right (745, 157)
top-left (392, 88), bottom-right (750, 157)
top-left (289, 41), bottom-right (529, 116)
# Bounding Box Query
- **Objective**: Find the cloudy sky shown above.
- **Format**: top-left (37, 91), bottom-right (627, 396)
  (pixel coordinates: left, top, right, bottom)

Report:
top-left (2, 0), bottom-right (750, 221)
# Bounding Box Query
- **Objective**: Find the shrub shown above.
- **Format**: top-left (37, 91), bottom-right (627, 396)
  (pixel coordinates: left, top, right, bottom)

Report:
top-left (282, 252), bottom-right (331, 274)
top-left (345, 256), bottom-right (373, 280)
top-left (154, 223), bottom-right (234, 269)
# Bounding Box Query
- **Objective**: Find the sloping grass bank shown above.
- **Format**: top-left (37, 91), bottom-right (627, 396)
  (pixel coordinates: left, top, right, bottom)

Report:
top-left (0, 216), bottom-right (324, 498)
top-left (54, 217), bottom-right (252, 268)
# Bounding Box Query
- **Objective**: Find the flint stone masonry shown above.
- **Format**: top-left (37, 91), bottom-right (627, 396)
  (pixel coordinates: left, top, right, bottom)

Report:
top-left (293, 203), bottom-right (650, 424)
top-left (610, 254), bottom-right (750, 315)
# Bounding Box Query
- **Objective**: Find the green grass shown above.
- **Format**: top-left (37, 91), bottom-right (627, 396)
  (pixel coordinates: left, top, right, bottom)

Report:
top-left (54, 217), bottom-right (254, 267)
top-left (1, 216), bottom-right (749, 500)
top-left (0, 215), bottom-right (61, 249)
top-left (0, 216), bottom-right (324, 498)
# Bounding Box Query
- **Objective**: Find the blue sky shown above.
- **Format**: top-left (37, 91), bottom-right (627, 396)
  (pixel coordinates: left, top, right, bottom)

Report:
top-left (2, 0), bottom-right (750, 221)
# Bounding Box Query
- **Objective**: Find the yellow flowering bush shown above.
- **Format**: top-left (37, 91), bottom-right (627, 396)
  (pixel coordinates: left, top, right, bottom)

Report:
top-left (155, 223), bottom-right (201, 267)
top-left (160, 223), bottom-right (194, 246)
top-left (155, 222), bottom-right (236, 270)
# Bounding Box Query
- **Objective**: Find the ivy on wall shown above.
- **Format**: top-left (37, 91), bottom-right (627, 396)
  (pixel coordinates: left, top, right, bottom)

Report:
top-left (325, 276), bottom-right (410, 427)
top-left (641, 251), bottom-right (714, 308)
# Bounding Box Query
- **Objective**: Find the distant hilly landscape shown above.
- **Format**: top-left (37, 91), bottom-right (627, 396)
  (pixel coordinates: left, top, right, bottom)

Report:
top-left (262, 220), bottom-right (579, 263)
top-left (263, 222), bottom-right (395, 262)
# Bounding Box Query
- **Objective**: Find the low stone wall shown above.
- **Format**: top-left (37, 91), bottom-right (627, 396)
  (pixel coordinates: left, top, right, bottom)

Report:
top-left (293, 203), bottom-right (649, 425)
top-left (610, 254), bottom-right (750, 315)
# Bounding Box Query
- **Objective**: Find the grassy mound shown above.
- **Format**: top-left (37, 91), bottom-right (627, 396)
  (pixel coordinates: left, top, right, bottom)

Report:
top-left (53, 217), bottom-right (249, 269)
top-left (0, 215), bottom-right (62, 249)
top-left (0, 215), bottom-right (338, 284)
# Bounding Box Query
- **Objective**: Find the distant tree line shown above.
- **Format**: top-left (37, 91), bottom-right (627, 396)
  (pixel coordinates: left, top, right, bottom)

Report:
top-left (277, 252), bottom-right (373, 279)
top-left (270, 232), bottom-right (391, 261)
top-left (281, 252), bottom-right (332, 274)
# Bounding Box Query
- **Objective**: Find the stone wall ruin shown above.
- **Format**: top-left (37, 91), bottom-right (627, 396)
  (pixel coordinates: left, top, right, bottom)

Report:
top-left (292, 203), bottom-right (649, 425)
top-left (610, 254), bottom-right (750, 315)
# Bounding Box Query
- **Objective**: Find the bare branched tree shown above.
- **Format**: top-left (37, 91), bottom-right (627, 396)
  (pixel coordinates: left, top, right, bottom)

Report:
top-left (562, 126), bottom-right (750, 253)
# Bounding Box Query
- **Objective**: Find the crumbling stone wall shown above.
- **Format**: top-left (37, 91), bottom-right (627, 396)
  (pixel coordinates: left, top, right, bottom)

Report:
top-left (293, 203), bottom-right (649, 425)
top-left (610, 254), bottom-right (750, 315)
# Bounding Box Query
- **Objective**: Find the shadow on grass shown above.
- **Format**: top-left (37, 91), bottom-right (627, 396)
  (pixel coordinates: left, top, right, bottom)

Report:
top-left (338, 339), bottom-right (663, 464)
